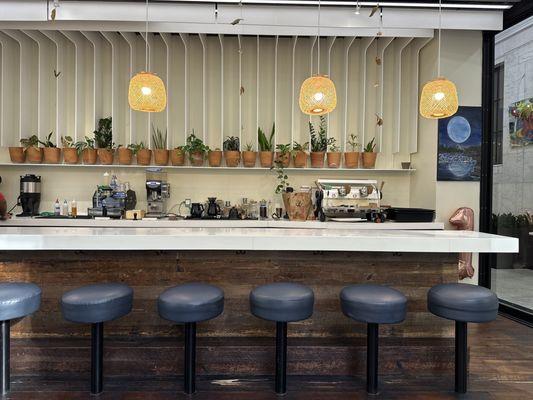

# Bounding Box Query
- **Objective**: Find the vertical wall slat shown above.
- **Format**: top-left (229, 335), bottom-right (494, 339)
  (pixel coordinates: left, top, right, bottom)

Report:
top-left (80, 31), bottom-right (102, 132)
top-left (198, 33), bottom-right (207, 143)
top-left (273, 35), bottom-right (278, 150)
top-left (255, 35), bottom-right (259, 150)
top-left (119, 31), bottom-right (137, 145)
top-left (237, 34), bottom-right (243, 150)
top-left (218, 34), bottom-right (224, 148)
top-left (308, 36), bottom-right (317, 131)
top-left (393, 37), bottom-right (414, 154)
top-left (179, 33), bottom-right (189, 144)
top-left (290, 36), bottom-right (298, 149)
top-left (359, 37), bottom-right (374, 149)
top-left (160, 33), bottom-right (172, 150)
top-left (140, 32), bottom-right (152, 147)
top-left (342, 36), bottom-right (356, 153)
top-left (0, 32), bottom-right (19, 145)
top-left (326, 36), bottom-right (336, 135)
top-left (376, 36), bottom-right (394, 153)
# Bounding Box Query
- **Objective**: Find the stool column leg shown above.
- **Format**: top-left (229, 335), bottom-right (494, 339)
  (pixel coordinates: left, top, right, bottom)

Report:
top-left (367, 323), bottom-right (379, 395)
top-left (275, 321), bottom-right (288, 394)
top-left (91, 322), bottom-right (104, 395)
top-left (455, 321), bottom-right (468, 394)
top-left (1, 320), bottom-right (10, 395)
top-left (184, 322), bottom-right (196, 394)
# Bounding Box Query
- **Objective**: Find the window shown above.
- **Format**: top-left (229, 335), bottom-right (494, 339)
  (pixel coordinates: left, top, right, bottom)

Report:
top-left (492, 63), bottom-right (504, 165)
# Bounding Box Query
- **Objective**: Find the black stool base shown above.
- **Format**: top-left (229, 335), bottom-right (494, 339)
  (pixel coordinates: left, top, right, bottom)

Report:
top-left (367, 323), bottom-right (379, 395)
top-left (275, 321), bottom-right (288, 394)
top-left (455, 321), bottom-right (468, 394)
top-left (1, 320), bottom-right (10, 396)
top-left (184, 322), bottom-right (197, 395)
top-left (91, 322), bottom-right (104, 395)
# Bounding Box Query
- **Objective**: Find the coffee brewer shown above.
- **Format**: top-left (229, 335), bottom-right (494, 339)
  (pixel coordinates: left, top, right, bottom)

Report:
top-left (18, 174), bottom-right (41, 217)
top-left (146, 168), bottom-right (170, 217)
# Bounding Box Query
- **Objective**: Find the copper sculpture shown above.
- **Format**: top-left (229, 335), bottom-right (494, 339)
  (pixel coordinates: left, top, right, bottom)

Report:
top-left (449, 207), bottom-right (475, 279)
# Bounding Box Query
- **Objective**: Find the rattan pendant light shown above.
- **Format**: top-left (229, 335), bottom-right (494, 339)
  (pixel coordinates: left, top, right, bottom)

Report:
top-left (420, 0), bottom-right (458, 119)
top-left (128, 0), bottom-right (167, 112)
top-left (299, 0), bottom-right (337, 116)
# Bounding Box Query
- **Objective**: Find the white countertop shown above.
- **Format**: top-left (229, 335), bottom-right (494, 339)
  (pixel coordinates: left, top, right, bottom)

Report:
top-left (0, 226), bottom-right (518, 253)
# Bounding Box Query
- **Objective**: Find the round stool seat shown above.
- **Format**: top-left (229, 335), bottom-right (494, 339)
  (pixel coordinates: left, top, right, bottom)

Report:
top-left (158, 283), bottom-right (224, 323)
top-left (61, 283), bottom-right (133, 324)
top-left (428, 283), bottom-right (498, 323)
top-left (250, 282), bottom-right (314, 322)
top-left (0, 282), bottom-right (41, 321)
top-left (340, 284), bottom-right (407, 324)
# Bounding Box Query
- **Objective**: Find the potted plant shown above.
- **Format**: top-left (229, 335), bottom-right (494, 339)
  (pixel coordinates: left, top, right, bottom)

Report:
top-left (152, 125), bottom-right (169, 165)
top-left (94, 117), bottom-right (115, 165)
top-left (117, 145), bottom-right (133, 165)
top-left (275, 143), bottom-right (291, 168)
top-left (208, 147), bottom-right (222, 167)
top-left (9, 143), bottom-right (26, 163)
top-left (223, 136), bottom-right (241, 167)
top-left (242, 143), bottom-right (257, 167)
top-left (326, 138), bottom-right (341, 168)
top-left (20, 135), bottom-right (43, 164)
top-left (184, 131), bottom-right (208, 166)
top-left (309, 116), bottom-right (332, 168)
top-left (170, 146), bottom-right (186, 166)
top-left (129, 142), bottom-right (151, 165)
top-left (75, 137), bottom-right (97, 164)
top-left (61, 136), bottom-right (78, 164)
top-left (292, 141), bottom-right (308, 168)
top-left (344, 133), bottom-right (360, 168)
top-left (258, 123), bottom-right (275, 167)
top-left (362, 137), bottom-right (378, 168)
top-left (39, 131), bottom-right (61, 164)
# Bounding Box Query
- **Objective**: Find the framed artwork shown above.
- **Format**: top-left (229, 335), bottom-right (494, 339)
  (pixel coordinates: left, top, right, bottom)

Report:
top-left (508, 98), bottom-right (533, 147)
top-left (437, 106), bottom-right (482, 182)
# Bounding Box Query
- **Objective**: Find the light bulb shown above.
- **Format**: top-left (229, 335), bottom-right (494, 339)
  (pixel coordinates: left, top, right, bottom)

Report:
top-left (355, 6), bottom-right (361, 15)
top-left (141, 86), bottom-right (152, 96)
top-left (313, 108), bottom-right (324, 113)
top-left (313, 92), bottom-right (324, 101)
top-left (434, 92), bottom-right (445, 101)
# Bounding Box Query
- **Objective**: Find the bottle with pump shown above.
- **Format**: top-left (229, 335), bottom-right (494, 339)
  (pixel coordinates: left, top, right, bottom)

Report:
top-left (71, 200), bottom-right (77, 217)
top-left (54, 199), bottom-right (61, 216)
top-left (62, 200), bottom-right (68, 216)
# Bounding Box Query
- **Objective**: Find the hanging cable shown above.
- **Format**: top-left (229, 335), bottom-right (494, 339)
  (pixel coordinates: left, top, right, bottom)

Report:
top-left (437, 0), bottom-right (442, 77)
top-left (145, 0), bottom-right (149, 71)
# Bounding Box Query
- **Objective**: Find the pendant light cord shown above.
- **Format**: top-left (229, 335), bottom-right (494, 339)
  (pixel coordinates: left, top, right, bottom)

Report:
top-left (437, 0), bottom-right (441, 77)
top-left (317, 0), bottom-right (321, 75)
top-left (145, 0), bottom-right (149, 71)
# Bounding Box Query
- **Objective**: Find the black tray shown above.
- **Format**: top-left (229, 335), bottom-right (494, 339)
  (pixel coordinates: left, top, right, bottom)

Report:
top-left (386, 208), bottom-right (435, 223)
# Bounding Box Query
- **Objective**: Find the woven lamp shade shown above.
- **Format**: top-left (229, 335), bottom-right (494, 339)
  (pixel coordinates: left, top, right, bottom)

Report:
top-left (419, 77), bottom-right (458, 119)
top-left (128, 71), bottom-right (167, 112)
top-left (299, 75), bottom-right (337, 115)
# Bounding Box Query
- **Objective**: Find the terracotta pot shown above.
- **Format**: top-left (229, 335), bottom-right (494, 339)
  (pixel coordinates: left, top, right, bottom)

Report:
top-left (26, 147), bottom-right (43, 164)
top-left (310, 151), bottom-right (325, 168)
top-left (344, 151), bottom-right (360, 168)
top-left (118, 148), bottom-right (133, 165)
top-left (259, 151), bottom-right (274, 168)
top-left (326, 152), bottom-right (342, 168)
top-left (98, 149), bottom-right (114, 165)
top-left (190, 151), bottom-right (205, 166)
top-left (208, 150), bottom-right (222, 167)
top-left (292, 151), bottom-right (307, 168)
top-left (242, 151), bottom-right (257, 167)
top-left (275, 152), bottom-right (290, 167)
top-left (43, 147), bottom-right (61, 164)
top-left (82, 148), bottom-right (97, 164)
top-left (282, 192), bottom-right (313, 221)
top-left (224, 151), bottom-right (241, 167)
top-left (8, 147), bottom-right (25, 163)
top-left (137, 149), bottom-right (152, 165)
top-left (362, 152), bottom-right (378, 169)
top-left (153, 149), bottom-right (169, 166)
top-left (63, 148), bottom-right (79, 164)
top-left (170, 149), bottom-right (185, 166)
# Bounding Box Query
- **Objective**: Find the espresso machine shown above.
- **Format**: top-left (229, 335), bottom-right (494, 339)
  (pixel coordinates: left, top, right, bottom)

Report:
top-left (17, 174), bottom-right (41, 217)
top-left (146, 168), bottom-right (170, 217)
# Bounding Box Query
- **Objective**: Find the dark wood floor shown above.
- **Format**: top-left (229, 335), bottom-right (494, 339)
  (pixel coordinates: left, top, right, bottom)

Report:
top-left (4, 316), bottom-right (532, 399)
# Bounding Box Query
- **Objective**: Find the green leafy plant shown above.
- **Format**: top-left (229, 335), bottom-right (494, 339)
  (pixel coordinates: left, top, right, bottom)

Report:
top-left (272, 160), bottom-right (290, 194)
top-left (223, 136), bottom-right (240, 151)
top-left (93, 117), bottom-right (114, 149)
top-left (151, 125), bottom-right (167, 149)
top-left (184, 130), bottom-right (209, 161)
top-left (275, 143), bottom-right (291, 155)
top-left (127, 142), bottom-right (146, 155)
top-left (74, 137), bottom-right (96, 154)
top-left (292, 141), bottom-right (309, 153)
top-left (20, 135), bottom-right (40, 149)
top-left (38, 131), bottom-right (56, 148)
top-left (364, 137), bottom-right (377, 153)
top-left (328, 138), bottom-right (340, 152)
top-left (347, 134), bottom-right (360, 152)
top-left (309, 116), bottom-right (333, 152)
top-left (258, 123), bottom-right (275, 151)
top-left (61, 136), bottom-right (75, 148)
top-left (244, 142), bottom-right (254, 151)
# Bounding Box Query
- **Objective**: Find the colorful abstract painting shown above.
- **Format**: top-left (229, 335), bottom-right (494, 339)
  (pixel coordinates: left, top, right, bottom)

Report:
top-left (437, 106), bottom-right (482, 182)
top-left (508, 98), bottom-right (533, 147)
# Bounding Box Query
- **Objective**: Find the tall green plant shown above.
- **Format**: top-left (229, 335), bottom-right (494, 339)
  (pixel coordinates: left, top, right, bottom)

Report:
top-left (309, 116), bottom-right (333, 152)
top-left (94, 117), bottom-right (114, 149)
top-left (39, 132), bottom-right (56, 148)
top-left (258, 123), bottom-right (275, 151)
top-left (151, 125), bottom-right (167, 149)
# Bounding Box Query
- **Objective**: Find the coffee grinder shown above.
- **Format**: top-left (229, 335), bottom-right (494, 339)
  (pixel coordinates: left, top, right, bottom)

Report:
top-left (17, 174), bottom-right (41, 217)
top-left (146, 168), bottom-right (170, 217)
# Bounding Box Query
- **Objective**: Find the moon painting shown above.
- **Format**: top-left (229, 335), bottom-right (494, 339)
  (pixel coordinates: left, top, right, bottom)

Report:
top-left (437, 106), bottom-right (481, 181)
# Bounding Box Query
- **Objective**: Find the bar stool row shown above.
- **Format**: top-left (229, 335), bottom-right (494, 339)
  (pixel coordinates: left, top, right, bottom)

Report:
top-left (0, 281), bottom-right (498, 396)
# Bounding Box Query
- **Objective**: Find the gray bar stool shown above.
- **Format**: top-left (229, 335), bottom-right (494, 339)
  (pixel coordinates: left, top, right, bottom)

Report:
top-left (0, 282), bottom-right (41, 395)
top-left (340, 284), bottom-right (407, 394)
top-left (157, 282), bottom-right (224, 395)
top-left (428, 283), bottom-right (498, 394)
top-left (61, 283), bottom-right (133, 395)
top-left (249, 282), bottom-right (314, 394)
